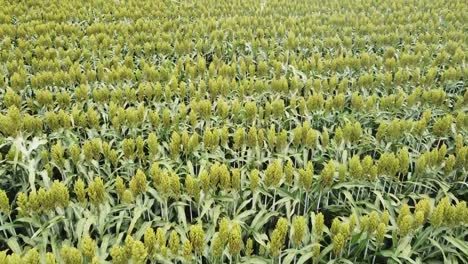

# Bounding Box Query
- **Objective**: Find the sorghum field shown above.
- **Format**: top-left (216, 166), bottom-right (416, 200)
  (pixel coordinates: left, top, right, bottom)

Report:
top-left (0, 0), bottom-right (467, 263)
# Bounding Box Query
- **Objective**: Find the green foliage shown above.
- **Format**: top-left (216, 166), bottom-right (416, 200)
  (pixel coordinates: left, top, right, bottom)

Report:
top-left (0, 0), bottom-right (466, 263)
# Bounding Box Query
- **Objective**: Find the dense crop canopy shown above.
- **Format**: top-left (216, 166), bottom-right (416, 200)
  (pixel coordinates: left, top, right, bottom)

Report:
top-left (0, 0), bottom-right (467, 263)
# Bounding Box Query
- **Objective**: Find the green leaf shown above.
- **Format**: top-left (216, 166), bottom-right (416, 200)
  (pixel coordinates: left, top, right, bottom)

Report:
top-left (241, 256), bottom-right (270, 264)
top-left (252, 233), bottom-right (269, 247)
top-left (7, 237), bottom-right (21, 254)
top-left (234, 209), bottom-right (256, 223)
top-left (297, 251), bottom-right (314, 264)
top-left (250, 209), bottom-right (278, 232)
top-left (393, 236), bottom-right (412, 258)
top-left (428, 237), bottom-right (447, 263)
top-left (127, 206), bottom-right (145, 235)
top-left (443, 236), bottom-right (468, 256)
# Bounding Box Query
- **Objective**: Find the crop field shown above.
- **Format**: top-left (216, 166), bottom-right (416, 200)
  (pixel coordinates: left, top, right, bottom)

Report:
top-left (0, 0), bottom-right (467, 263)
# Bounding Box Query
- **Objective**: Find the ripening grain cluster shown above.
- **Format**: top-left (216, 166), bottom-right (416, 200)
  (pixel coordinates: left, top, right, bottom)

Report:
top-left (0, 0), bottom-right (467, 263)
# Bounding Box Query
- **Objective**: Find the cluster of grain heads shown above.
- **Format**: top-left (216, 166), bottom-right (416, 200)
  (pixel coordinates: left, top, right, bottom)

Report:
top-left (269, 218), bottom-right (289, 258)
top-left (0, 0), bottom-right (466, 262)
top-left (87, 177), bottom-right (106, 206)
top-left (291, 215), bottom-right (307, 247)
top-left (431, 197), bottom-right (468, 228)
top-left (61, 245), bottom-right (82, 264)
top-left (0, 189), bottom-right (10, 215)
top-left (11, 181), bottom-right (70, 216)
top-left (80, 235), bottom-right (97, 260)
top-left (189, 223), bottom-right (205, 256)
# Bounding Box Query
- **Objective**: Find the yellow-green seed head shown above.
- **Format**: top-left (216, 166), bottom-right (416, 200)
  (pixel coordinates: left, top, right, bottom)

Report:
top-left (131, 240), bottom-right (148, 264)
top-left (245, 238), bottom-right (254, 256)
top-left (413, 211), bottom-right (425, 229)
top-left (368, 211), bottom-right (380, 233)
top-left (0, 190), bottom-right (10, 215)
top-left (249, 169), bottom-right (260, 192)
top-left (376, 223), bottom-right (386, 245)
top-left (169, 230), bottom-right (180, 256)
top-left (284, 160), bottom-right (294, 185)
top-left (218, 217), bottom-right (230, 243)
top-left (122, 190), bottom-right (133, 204)
top-left (122, 138), bottom-right (135, 159)
top-left (330, 217), bottom-right (341, 236)
top-left (444, 155), bottom-right (456, 176)
top-left (349, 155), bottom-right (363, 180)
top-left (321, 130), bottom-right (330, 148)
top-left (80, 235), bottom-right (97, 259)
top-left (398, 204), bottom-right (411, 227)
top-left (381, 210), bottom-right (390, 226)
top-left (129, 169), bottom-right (147, 196)
top-left (51, 142), bottom-right (65, 168)
top-left (111, 246), bottom-right (127, 264)
top-left (292, 215), bottom-right (307, 246)
top-left (182, 240), bottom-right (193, 261)
top-left (23, 248), bottom-right (40, 264)
top-left (45, 252), bottom-right (56, 264)
top-left (69, 144), bottom-right (81, 165)
top-left (231, 169), bottom-right (241, 191)
top-left (228, 223), bottom-right (243, 255)
top-left (415, 198), bottom-right (431, 219)
top-left (61, 245), bottom-right (83, 264)
top-left (156, 228), bottom-right (166, 250)
top-left (269, 217), bottom-right (289, 257)
top-left (88, 177), bottom-right (106, 206)
top-left (189, 224), bottom-right (205, 254)
top-left (17, 192), bottom-right (29, 216)
top-left (50, 180), bottom-right (70, 208)
top-left (314, 213), bottom-right (325, 239)
top-left (6, 252), bottom-right (22, 264)
top-left (265, 159), bottom-right (283, 188)
top-left (115, 176), bottom-right (125, 198)
top-left (312, 243), bottom-right (321, 258)
top-left (247, 127), bottom-right (258, 148)
top-left (398, 215), bottom-right (413, 237)
top-left (320, 160), bottom-right (335, 188)
top-left (144, 227), bottom-right (156, 255)
top-left (305, 129), bottom-right (318, 149)
top-left (170, 173), bottom-right (181, 199)
top-left (212, 234), bottom-right (224, 258)
top-left (332, 233), bottom-right (345, 255)
top-left (147, 132), bottom-right (159, 158)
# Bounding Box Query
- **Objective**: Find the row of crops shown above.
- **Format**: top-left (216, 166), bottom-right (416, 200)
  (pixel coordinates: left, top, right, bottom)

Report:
top-left (0, 0), bottom-right (467, 263)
